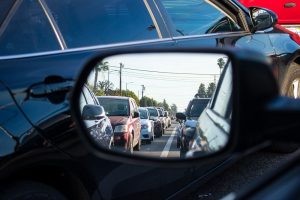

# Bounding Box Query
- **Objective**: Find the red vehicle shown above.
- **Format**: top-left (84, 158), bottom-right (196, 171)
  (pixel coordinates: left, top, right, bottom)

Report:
top-left (239, 0), bottom-right (300, 35)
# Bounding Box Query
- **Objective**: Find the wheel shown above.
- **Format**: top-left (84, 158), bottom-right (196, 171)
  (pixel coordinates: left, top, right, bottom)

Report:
top-left (126, 134), bottom-right (133, 153)
top-left (281, 62), bottom-right (300, 98)
top-left (1, 181), bottom-right (67, 200)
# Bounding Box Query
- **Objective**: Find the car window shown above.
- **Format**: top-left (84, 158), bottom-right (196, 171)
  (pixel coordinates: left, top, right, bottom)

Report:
top-left (98, 98), bottom-right (129, 116)
top-left (148, 108), bottom-right (158, 117)
top-left (45, 0), bottom-right (159, 48)
top-left (160, 0), bottom-right (243, 36)
top-left (212, 62), bottom-right (232, 118)
top-left (79, 92), bottom-right (87, 113)
top-left (0, 0), bottom-right (15, 25)
top-left (139, 109), bottom-right (148, 119)
top-left (0, 0), bottom-right (60, 56)
top-left (186, 99), bottom-right (209, 117)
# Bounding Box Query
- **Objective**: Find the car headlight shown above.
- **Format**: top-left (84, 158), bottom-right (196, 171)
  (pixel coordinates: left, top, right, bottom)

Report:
top-left (114, 125), bottom-right (128, 133)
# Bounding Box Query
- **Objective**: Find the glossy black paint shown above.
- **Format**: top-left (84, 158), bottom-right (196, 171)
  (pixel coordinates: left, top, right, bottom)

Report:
top-left (0, 0), bottom-right (300, 199)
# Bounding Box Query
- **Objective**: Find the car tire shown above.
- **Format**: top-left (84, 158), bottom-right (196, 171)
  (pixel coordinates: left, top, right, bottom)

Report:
top-left (133, 137), bottom-right (141, 151)
top-left (1, 181), bottom-right (67, 200)
top-left (127, 134), bottom-right (133, 154)
top-left (281, 62), bottom-right (300, 98)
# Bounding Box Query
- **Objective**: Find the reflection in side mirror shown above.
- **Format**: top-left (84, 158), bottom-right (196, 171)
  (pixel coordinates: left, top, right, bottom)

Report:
top-left (176, 112), bottom-right (186, 121)
top-left (79, 52), bottom-right (232, 159)
top-left (82, 104), bottom-right (105, 120)
top-left (133, 111), bottom-right (139, 118)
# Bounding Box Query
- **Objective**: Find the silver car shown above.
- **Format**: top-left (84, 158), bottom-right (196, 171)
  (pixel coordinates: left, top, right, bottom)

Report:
top-left (138, 107), bottom-right (155, 143)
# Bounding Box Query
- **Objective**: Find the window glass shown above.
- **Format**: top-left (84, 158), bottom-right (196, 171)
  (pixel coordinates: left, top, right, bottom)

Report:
top-left (212, 62), bottom-right (232, 118)
top-left (0, 0), bottom-right (60, 56)
top-left (148, 108), bottom-right (158, 117)
top-left (161, 0), bottom-right (243, 36)
top-left (0, 0), bottom-right (15, 25)
top-left (98, 98), bottom-right (129, 116)
top-left (46, 0), bottom-right (159, 48)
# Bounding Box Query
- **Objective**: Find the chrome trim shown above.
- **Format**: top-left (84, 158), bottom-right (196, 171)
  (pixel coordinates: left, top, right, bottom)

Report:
top-left (0, 0), bottom-right (22, 38)
top-left (38, 0), bottom-right (67, 49)
top-left (143, 0), bottom-right (162, 39)
top-left (0, 38), bottom-right (173, 60)
top-left (153, 0), bottom-right (172, 37)
top-left (172, 31), bottom-right (249, 40)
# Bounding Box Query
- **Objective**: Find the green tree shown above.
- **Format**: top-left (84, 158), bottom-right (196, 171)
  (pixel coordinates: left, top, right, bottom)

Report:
top-left (97, 80), bottom-right (114, 91)
top-left (196, 83), bottom-right (206, 98)
top-left (170, 104), bottom-right (177, 116)
top-left (107, 89), bottom-right (140, 106)
top-left (206, 82), bottom-right (216, 97)
top-left (162, 99), bottom-right (170, 111)
top-left (217, 58), bottom-right (225, 74)
top-left (93, 61), bottom-right (109, 92)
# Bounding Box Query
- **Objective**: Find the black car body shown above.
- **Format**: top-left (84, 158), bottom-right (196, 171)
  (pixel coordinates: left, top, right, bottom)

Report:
top-left (0, 0), bottom-right (300, 199)
top-left (176, 98), bottom-right (210, 157)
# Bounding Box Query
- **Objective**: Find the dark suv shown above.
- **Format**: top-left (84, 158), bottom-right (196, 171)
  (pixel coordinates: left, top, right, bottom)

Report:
top-left (176, 98), bottom-right (210, 157)
top-left (97, 96), bottom-right (141, 153)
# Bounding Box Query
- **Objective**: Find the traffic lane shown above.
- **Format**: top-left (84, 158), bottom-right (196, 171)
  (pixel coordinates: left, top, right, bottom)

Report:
top-left (134, 122), bottom-right (180, 158)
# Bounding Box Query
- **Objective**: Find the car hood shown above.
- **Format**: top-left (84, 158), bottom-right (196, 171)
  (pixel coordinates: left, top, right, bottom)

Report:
top-left (140, 119), bottom-right (150, 125)
top-left (108, 116), bottom-right (129, 125)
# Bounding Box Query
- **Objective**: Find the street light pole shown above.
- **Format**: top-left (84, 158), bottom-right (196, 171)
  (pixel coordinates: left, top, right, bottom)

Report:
top-left (126, 82), bottom-right (134, 96)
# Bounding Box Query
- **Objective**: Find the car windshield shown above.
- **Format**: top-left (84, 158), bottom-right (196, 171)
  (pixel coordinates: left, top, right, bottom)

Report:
top-left (139, 109), bottom-right (148, 119)
top-left (147, 108), bottom-right (158, 117)
top-left (97, 98), bottom-right (129, 116)
top-left (186, 99), bottom-right (210, 117)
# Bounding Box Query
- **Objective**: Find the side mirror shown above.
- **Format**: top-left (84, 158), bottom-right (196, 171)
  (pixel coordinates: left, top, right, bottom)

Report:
top-left (82, 104), bottom-right (105, 120)
top-left (250, 7), bottom-right (278, 32)
top-left (72, 48), bottom-right (294, 167)
top-left (176, 112), bottom-right (186, 121)
top-left (133, 111), bottom-right (139, 118)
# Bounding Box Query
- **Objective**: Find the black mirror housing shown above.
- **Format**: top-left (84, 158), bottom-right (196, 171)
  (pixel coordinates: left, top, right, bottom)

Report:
top-left (82, 104), bottom-right (105, 120)
top-left (250, 7), bottom-right (278, 32)
top-left (72, 47), bottom-right (280, 167)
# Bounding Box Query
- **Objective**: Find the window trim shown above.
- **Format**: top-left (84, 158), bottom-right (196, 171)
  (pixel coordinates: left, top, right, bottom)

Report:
top-left (38, 0), bottom-right (67, 50)
top-left (143, 0), bottom-right (163, 39)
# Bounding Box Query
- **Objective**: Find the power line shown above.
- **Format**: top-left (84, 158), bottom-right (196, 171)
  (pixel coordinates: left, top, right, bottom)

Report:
top-left (109, 65), bottom-right (219, 76)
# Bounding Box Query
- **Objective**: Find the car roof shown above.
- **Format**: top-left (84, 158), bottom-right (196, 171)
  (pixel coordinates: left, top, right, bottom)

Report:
top-left (97, 96), bottom-right (131, 100)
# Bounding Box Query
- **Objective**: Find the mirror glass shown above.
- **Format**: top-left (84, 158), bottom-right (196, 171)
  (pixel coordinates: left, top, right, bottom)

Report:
top-left (80, 53), bottom-right (232, 159)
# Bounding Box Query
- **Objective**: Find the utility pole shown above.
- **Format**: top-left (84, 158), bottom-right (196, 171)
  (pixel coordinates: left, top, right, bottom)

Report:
top-left (119, 63), bottom-right (124, 95)
top-left (141, 85), bottom-right (145, 99)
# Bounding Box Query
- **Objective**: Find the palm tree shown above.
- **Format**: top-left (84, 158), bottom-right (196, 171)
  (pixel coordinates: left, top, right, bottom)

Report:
top-left (217, 58), bottom-right (225, 74)
top-left (93, 61), bottom-right (109, 92)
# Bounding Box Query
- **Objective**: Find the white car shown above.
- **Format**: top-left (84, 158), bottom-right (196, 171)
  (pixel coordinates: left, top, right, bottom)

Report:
top-left (138, 107), bottom-right (155, 143)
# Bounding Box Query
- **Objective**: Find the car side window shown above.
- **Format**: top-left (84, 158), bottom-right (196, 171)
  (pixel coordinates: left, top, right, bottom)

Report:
top-left (211, 63), bottom-right (232, 118)
top-left (0, 0), bottom-right (60, 56)
top-left (45, 0), bottom-right (160, 48)
top-left (160, 0), bottom-right (244, 36)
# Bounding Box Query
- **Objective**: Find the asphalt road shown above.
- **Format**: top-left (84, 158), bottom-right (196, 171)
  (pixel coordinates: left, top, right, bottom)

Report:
top-left (134, 121), bottom-right (180, 158)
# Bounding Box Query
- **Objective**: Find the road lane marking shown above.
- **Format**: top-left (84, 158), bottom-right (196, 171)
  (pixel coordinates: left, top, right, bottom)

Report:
top-left (160, 128), bottom-right (176, 158)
